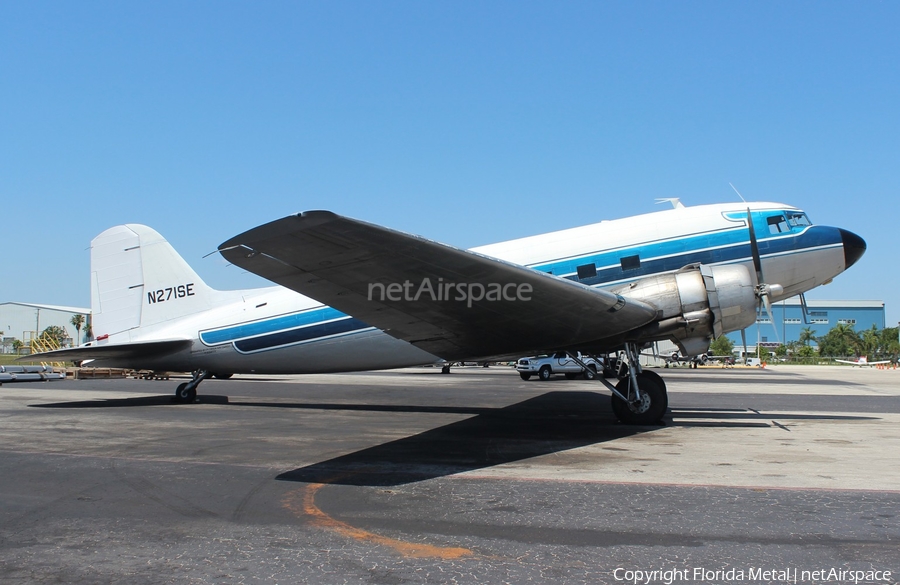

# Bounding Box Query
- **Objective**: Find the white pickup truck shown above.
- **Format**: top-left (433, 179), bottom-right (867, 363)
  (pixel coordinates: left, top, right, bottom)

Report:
top-left (516, 351), bottom-right (603, 381)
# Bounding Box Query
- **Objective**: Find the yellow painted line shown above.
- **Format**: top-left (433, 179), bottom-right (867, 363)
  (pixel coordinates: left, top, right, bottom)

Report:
top-left (282, 483), bottom-right (474, 560)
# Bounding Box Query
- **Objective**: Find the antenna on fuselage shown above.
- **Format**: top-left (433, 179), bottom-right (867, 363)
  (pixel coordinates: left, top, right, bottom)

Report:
top-left (729, 183), bottom-right (747, 203)
top-left (655, 198), bottom-right (685, 209)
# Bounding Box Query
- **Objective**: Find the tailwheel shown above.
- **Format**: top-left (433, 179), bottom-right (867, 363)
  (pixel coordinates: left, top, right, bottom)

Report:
top-left (610, 371), bottom-right (668, 425)
top-left (174, 382), bottom-right (197, 404)
top-left (173, 369), bottom-right (208, 404)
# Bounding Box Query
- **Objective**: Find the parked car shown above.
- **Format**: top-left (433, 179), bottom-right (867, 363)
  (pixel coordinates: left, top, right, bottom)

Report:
top-left (516, 351), bottom-right (603, 381)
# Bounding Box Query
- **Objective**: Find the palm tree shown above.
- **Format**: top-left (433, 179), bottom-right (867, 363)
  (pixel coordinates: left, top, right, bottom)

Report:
top-left (70, 314), bottom-right (85, 345)
top-left (819, 323), bottom-right (861, 357)
top-left (799, 327), bottom-right (816, 347)
top-left (860, 325), bottom-right (879, 358)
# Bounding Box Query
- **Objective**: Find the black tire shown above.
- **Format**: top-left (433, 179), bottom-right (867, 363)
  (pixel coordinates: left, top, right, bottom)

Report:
top-left (213, 373), bottom-right (233, 380)
top-left (174, 382), bottom-right (197, 404)
top-left (441, 365), bottom-right (451, 374)
top-left (583, 364), bottom-right (597, 380)
top-left (638, 369), bottom-right (667, 393)
top-left (538, 366), bottom-right (552, 381)
top-left (610, 372), bottom-right (667, 425)
top-left (519, 372), bottom-right (532, 381)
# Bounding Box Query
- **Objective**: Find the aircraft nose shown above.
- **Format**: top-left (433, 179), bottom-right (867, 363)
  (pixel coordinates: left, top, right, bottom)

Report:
top-left (840, 229), bottom-right (866, 269)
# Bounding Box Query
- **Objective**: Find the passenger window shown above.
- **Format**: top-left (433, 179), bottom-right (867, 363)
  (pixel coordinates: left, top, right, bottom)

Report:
top-left (577, 263), bottom-right (597, 280)
top-left (620, 255), bottom-right (641, 271)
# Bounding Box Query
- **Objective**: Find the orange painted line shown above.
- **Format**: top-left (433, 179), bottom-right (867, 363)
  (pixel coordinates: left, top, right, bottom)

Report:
top-left (282, 483), bottom-right (473, 560)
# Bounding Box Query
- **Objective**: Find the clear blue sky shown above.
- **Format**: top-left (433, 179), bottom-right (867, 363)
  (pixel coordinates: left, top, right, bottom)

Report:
top-left (2, 1), bottom-right (898, 326)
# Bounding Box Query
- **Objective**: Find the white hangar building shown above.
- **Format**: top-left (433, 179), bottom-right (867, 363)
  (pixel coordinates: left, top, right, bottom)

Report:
top-left (0, 302), bottom-right (91, 353)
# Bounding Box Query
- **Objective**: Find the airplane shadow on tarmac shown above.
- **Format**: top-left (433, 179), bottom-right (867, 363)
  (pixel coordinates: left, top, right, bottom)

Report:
top-left (32, 390), bottom-right (877, 487)
top-left (33, 390), bottom-right (661, 485)
top-left (274, 391), bottom-right (655, 486)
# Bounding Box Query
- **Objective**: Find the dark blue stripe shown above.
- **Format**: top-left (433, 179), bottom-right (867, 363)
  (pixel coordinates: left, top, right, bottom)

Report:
top-left (233, 317), bottom-right (372, 353)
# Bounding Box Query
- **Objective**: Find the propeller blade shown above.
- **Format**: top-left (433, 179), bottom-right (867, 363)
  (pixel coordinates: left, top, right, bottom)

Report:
top-left (761, 292), bottom-right (781, 344)
top-left (746, 208), bottom-right (764, 285)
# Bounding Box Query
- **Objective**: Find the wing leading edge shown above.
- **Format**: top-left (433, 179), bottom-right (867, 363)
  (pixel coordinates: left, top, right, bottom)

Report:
top-left (219, 211), bottom-right (658, 360)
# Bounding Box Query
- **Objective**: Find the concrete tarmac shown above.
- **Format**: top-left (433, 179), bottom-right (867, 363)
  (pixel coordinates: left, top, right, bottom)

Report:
top-left (1, 365), bottom-right (898, 584)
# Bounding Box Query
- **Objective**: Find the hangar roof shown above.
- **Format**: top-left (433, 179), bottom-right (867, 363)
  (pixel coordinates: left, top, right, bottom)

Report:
top-left (0, 302), bottom-right (91, 314)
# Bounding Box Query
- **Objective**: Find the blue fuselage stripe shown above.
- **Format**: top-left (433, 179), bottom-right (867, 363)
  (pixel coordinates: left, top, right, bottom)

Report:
top-left (533, 225), bottom-right (840, 285)
top-left (200, 307), bottom-right (351, 345)
top-left (233, 317), bottom-right (372, 353)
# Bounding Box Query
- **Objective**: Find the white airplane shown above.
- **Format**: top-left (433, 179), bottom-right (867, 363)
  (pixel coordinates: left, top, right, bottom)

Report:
top-left (834, 356), bottom-right (890, 367)
top-left (27, 200), bottom-right (866, 424)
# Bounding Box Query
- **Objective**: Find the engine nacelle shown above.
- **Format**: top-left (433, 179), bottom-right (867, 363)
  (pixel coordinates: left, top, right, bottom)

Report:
top-left (613, 264), bottom-right (757, 356)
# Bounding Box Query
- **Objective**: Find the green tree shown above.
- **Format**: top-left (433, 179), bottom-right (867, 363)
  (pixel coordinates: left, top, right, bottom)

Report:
top-left (797, 345), bottom-right (816, 358)
top-left (799, 327), bottom-right (816, 347)
top-left (83, 322), bottom-right (93, 341)
top-left (709, 335), bottom-right (734, 358)
top-left (860, 325), bottom-right (879, 358)
top-left (40, 325), bottom-right (69, 347)
top-left (774, 344), bottom-right (788, 358)
top-left (817, 323), bottom-right (861, 358)
top-left (11, 339), bottom-right (24, 355)
top-left (878, 327), bottom-right (899, 360)
top-left (70, 314), bottom-right (85, 345)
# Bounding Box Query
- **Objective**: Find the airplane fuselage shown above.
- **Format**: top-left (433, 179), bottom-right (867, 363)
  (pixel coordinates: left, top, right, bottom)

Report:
top-left (90, 201), bottom-right (862, 374)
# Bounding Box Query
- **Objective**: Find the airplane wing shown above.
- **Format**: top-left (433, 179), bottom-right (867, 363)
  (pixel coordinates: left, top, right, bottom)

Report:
top-left (219, 211), bottom-right (659, 361)
top-left (17, 339), bottom-right (193, 363)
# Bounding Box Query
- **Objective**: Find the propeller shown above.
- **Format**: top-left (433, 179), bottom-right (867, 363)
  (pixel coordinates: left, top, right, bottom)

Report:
top-left (746, 208), bottom-right (783, 343)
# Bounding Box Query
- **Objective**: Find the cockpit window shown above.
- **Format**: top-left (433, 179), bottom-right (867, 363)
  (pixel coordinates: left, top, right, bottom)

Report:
top-left (767, 214), bottom-right (789, 234)
top-left (786, 212), bottom-right (811, 228)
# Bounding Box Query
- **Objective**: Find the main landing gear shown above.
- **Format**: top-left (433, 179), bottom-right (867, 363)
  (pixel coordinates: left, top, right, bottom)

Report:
top-left (567, 344), bottom-right (668, 425)
top-left (173, 369), bottom-right (209, 403)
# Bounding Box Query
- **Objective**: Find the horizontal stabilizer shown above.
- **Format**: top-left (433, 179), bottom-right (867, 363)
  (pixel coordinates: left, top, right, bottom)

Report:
top-left (17, 339), bottom-right (192, 363)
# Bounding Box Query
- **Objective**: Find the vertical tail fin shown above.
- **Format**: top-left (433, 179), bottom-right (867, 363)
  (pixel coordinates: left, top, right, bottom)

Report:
top-left (91, 224), bottom-right (215, 339)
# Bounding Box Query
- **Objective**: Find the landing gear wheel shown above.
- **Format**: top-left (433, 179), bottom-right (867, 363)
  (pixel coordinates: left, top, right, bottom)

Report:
top-left (519, 372), bottom-right (532, 381)
top-left (610, 372), bottom-right (667, 425)
top-left (637, 369), bottom-right (667, 393)
top-left (538, 366), bottom-right (552, 381)
top-left (174, 382), bottom-right (197, 404)
top-left (441, 365), bottom-right (451, 374)
top-left (583, 364), bottom-right (597, 380)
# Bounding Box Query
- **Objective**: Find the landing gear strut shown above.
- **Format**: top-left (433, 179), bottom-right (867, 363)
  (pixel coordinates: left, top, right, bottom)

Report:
top-left (174, 369), bottom-right (209, 403)
top-left (567, 344), bottom-right (668, 425)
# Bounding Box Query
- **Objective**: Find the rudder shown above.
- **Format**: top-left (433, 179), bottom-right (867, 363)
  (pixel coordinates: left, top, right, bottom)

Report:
top-left (91, 224), bottom-right (214, 339)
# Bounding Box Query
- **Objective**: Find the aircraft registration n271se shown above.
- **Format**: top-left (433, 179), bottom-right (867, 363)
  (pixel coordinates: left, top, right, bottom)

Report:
top-left (27, 200), bottom-right (866, 424)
